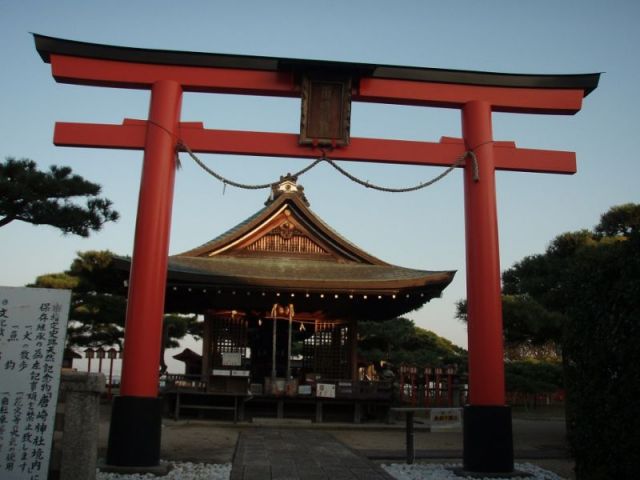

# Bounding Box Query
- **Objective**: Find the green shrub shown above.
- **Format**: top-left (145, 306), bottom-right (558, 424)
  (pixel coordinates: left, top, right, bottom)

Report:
top-left (563, 233), bottom-right (640, 479)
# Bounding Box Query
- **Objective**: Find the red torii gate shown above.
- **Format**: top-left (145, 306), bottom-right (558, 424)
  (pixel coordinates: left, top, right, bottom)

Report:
top-left (35, 34), bottom-right (599, 474)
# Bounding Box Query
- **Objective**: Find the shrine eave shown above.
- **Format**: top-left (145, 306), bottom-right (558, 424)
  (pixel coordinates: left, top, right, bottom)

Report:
top-left (162, 256), bottom-right (455, 293)
top-left (33, 34), bottom-right (600, 95)
top-left (112, 256), bottom-right (454, 319)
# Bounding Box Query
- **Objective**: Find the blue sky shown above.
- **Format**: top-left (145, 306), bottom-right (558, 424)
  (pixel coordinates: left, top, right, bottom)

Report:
top-left (1, 1), bottom-right (638, 351)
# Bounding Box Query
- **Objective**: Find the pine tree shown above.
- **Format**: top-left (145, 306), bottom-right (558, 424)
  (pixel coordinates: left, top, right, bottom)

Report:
top-left (0, 157), bottom-right (119, 236)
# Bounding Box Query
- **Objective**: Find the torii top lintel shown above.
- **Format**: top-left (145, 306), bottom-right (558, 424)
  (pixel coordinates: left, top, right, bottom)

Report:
top-left (34, 34), bottom-right (600, 174)
top-left (35, 34), bottom-right (599, 111)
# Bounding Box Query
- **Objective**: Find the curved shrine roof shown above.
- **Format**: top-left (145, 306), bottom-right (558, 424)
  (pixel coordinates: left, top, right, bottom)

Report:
top-left (155, 180), bottom-right (455, 319)
top-left (167, 256), bottom-right (453, 292)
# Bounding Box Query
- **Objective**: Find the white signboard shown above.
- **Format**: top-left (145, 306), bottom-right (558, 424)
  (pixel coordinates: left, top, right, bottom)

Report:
top-left (430, 407), bottom-right (463, 432)
top-left (0, 287), bottom-right (71, 479)
top-left (316, 383), bottom-right (336, 398)
top-left (221, 352), bottom-right (242, 367)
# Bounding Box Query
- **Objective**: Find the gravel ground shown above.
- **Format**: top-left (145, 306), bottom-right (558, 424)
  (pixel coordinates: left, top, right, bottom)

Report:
top-left (382, 462), bottom-right (565, 480)
top-left (95, 461), bottom-right (565, 480)
top-left (97, 462), bottom-right (231, 480)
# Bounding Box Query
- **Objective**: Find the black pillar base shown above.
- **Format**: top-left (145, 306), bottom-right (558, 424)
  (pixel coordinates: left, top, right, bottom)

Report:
top-left (106, 396), bottom-right (163, 467)
top-left (463, 405), bottom-right (514, 474)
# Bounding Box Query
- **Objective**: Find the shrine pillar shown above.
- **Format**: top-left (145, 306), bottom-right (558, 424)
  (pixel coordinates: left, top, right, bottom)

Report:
top-left (201, 315), bottom-right (213, 387)
top-left (461, 100), bottom-right (513, 473)
top-left (106, 80), bottom-right (183, 467)
top-left (349, 319), bottom-right (359, 381)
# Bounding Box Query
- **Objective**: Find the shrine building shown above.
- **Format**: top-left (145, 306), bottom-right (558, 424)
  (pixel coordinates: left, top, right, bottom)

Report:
top-left (116, 178), bottom-right (454, 421)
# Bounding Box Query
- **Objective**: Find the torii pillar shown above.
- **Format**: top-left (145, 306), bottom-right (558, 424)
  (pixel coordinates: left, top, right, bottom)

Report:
top-left (34, 34), bottom-right (599, 473)
top-left (462, 101), bottom-right (512, 471)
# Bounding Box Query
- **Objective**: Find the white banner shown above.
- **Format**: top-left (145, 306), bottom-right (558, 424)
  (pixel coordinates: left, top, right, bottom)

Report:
top-left (0, 287), bottom-right (71, 479)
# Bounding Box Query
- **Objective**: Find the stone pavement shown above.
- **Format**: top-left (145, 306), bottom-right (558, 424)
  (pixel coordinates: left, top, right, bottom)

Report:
top-left (230, 429), bottom-right (395, 480)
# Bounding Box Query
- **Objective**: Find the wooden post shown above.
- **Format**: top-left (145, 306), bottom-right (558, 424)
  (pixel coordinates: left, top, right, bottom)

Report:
top-left (349, 319), bottom-right (359, 381)
top-left (202, 315), bottom-right (212, 388)
top-left (272, 317), bottom-right (278, 380)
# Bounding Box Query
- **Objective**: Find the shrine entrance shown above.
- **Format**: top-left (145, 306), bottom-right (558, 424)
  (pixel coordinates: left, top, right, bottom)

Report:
top-left (34, 34), bottom-right (599, 474)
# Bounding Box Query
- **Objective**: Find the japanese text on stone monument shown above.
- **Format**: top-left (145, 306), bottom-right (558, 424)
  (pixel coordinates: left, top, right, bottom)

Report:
top-left (0, 287), bottom-right (70, 480)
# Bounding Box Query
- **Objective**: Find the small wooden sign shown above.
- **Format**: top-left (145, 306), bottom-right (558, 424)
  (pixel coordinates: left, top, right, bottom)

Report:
top-left (300, 74), bottom-right (351, 146)
top-left (222, 351), bottom-right (242, 366)
top-left (298, 385), bottom-right (312, 395)
top-left (430, 407), bottom-right (463, 432)
top-left (316, 382), bottom-right (336, 398)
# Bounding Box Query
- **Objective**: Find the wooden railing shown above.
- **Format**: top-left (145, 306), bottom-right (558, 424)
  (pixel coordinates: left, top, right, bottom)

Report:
top-left (161, 374), bottom-right (206, 392)
top-left (161, 374), bottom-right (393, 400)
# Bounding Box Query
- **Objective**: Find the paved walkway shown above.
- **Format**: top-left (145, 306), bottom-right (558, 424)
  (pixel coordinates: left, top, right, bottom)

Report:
top-left (230, 429), bottom-right (394, 480)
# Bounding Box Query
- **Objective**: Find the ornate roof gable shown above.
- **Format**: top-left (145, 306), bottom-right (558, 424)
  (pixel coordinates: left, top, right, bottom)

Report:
top-left (176, 179), bottom-right (387, 265)
top-left (243, 213), bottom-right (330, 257)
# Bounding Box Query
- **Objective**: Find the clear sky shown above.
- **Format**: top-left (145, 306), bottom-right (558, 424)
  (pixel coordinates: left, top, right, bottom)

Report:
top-left (1, 1), bottom-right (638, 354)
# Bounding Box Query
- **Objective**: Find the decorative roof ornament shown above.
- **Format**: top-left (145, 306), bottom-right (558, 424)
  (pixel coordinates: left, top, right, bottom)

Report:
top-left (266, 174), bottom-right (310, 206)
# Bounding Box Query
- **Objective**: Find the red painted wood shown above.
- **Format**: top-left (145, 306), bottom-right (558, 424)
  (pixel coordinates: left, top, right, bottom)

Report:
top-left (50, 54), bottom-right (297, 96)
top-left (49, 54), bottom-right (584, 115)
top-left (462, 100), bottom-right (505, 406)
top-left (119, 80), bottom-right (182, 398)
top-left (54, 122), bottom-right (147, 150)
top-left (358, 77), bottom-right (585, 114)
top-left (46, 48), bottom-right (584, 412)
top-left (54, 122), bottom-right (576, 174)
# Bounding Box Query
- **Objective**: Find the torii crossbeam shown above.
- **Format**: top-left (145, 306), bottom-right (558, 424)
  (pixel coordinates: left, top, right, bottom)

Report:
top-left (34, 34), bottom-right (599, 474)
